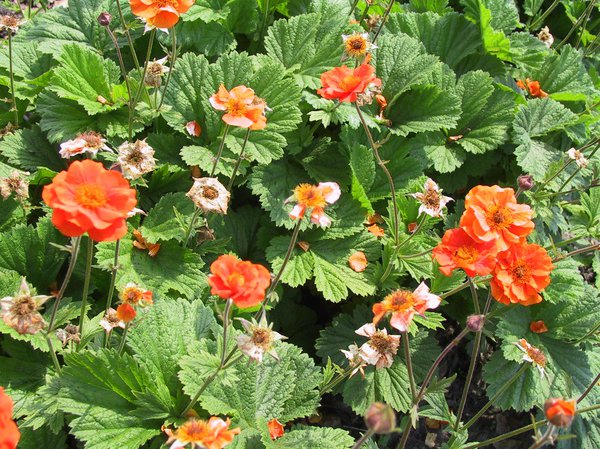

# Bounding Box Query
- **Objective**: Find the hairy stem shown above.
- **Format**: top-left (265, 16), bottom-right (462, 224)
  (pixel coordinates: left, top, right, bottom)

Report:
top-left (402, 331), bottom-right (417, 400)
top-left (352, 429), bottom-right (375, 449)
top-left (105, 26), bottom-right (134, 139)
top-left (8, 34), bottom-right (18, 127)
top-left (77, 238), bottom-right (94, 350)
top-left (157, 29), bottom-right (177, 111)
top-left (578, 371), bottom-right (600, 404)
top-left (372, 0), bottom-right (395, 43)
top-left (227, 128), bottom-right (251, 191)
top-left (117, 322), bottom-right (131, 355)
top-left (210, 124), bottom-right (230, 177)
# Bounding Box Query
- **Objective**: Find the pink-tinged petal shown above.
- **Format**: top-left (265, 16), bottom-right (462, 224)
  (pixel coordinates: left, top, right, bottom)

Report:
top-left (289, 204), bottom-right (306, 220)
top-left (209, 95), bottom-right (227, 111)
top-left (355, 323), bottom-right (375, 337)
top-left (222, 113), bottom-right (254, 128)
top-left (170, 441), bottom-right (186, 449)
top-left (390, 310), bottom-right (415, 332)
top-left (311, 208), bottom-right (331, 227)
top-left (318, 182), bottom-right (341, 204)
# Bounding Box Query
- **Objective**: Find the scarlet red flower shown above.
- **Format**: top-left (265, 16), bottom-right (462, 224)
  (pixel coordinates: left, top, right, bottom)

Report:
top-left (544, 398), bottom-right (576, 427)
top-left (209, 85), bottom-right (267, 130)
top-left (317, 62), bottom-right (381, 103)
top-left (432, 227), bottom-right (497, 277)
top-left (460, 185), bottom-right (534, 251)
top-left (208, 255), bottom-right (271, 308)
top-left (530, 320), bottom-right (548, 333)
top-left (42, 160), bottom-right (137, 242)
top-left (129, 0), bottom-right (193, 29)
top-left (116, 303), bottom-right (136, 322)
top-left (490, 242), bottom-right (554, 306)
top-left (516, 78), bottom-right (548, 98)
top-left (0, 387), bottom-right (20, 449)
top-left (267, 419), bottom-right (285, 440)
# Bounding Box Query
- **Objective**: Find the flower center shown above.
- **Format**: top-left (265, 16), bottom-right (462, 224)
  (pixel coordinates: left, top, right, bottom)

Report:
top-left (252, 328), bottom-right (272, 349)
top-left (226, 99), bottom-right (247, 117)
top-left (11, 296), bottom-right (36, 316)
top-left (369, 332), bottom-right (395, 355)
top-left (339, 75), bottom-right (361, 92)
top-left (82, 132), bottom-right (103, 149)
top-left (453, 246), bottom-right (479, 264)
top-left (75, 184), bottom-right (107, 208)
top-left (177, 420), bottom-right (209, 442)
top-left (511, 260), bottom-right (531, 283)
top-left (485, 205), bottom-right (513, 230)
top-left (121, 287), bottom-right (144, 305)
top-left (294, 184), bottom-right (326, 208)
top-left (227, 272), bottom-right (245, 288)
top-left (155, 0), bottom-right (177, 7)
top-left (386, 290), bottom-right (414, 311)
top-left (526, 345), bottom-right (547, 367)
top-left (345, 36), bottom-right (367, 55)
top-left (422, 190), bottom-right (440, 208)
top-left (202, 186), bottom-right (219, 200)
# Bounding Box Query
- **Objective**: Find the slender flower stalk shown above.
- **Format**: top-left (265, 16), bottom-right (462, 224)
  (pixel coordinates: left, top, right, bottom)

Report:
top-left (7, 33), bottom-right (18, 127)
top-left (380, 214), bottom-right (426, 284)
top-left (210, 124), bottom-right (231, 177)
top-left (526, 425), bottom-right (555, 449)
top-left (117, 322), bottom-right (131, 355)
top-left (157, 30), bottom-right (177, 111)
top-left (577, 371), bottom-right (600, 404)
top-left (355, 104), bottom-right (400, 245)
top-left (372, 0), bottom-right (395, 43)
top-left (128, 29), bottom-right (156, 134)
top-left (77, 238), bottom-right (94, 350)
top-left (115, 0), bottom-right (142, 71)
top-left (348, 0), bottom-right (360, 16)
top-left (530, 0), bottom-right (560, 29)
top-left (103, 240), bottom-right (121, 347)
top-left (227, 128), bottom-right (251, 191)
top-left (552, 243), bottom-right (600, 262)
top-left (402, 332), bottom-right (417, 400)
top-left (352, 429), bottom-right (376, 449)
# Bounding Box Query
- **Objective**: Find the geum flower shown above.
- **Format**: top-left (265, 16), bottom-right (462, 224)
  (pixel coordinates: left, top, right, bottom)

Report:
top-left (341, 343), bottom-right (367, 377)
top-left (42, 160), bottom-right (137, 242)
top-left (460, 185), bottom-right (534, 252)
top-left (372, 283), bottom-right (441, 332)
top-left (355, 323), bottom-right (400, 369)
top-left (0, 387), bottom-right (20, 449)
top-left (287, 182), bottom-right (341, 227)
top-left (165, 417), bottom-right (240, 449)
top-left (267, 419), bottom-right (285, 440)
top-left (59, 131), bottom-right (112, 159)
top-left (432, 227), bottom-right (497, 277)
top-left (207, 254), bottom-right (271, 308)
top-left (410, 178), bottom-right (452, 218)
top-left (0, 278), bottom-right (52, 335)
top-left (342, 32), bottom-right (376, 60)
top-left (187, 177), bottom-right (230, 215)
top-left (317, 61), bottom-right (381, 103)
top-left (236, 317), bottom-right (286, 363)
top-left (117, 139), bottom-right (156, 180)
top-left (209, 85), bottom-right (267, 130)
top-left (544, 398), bottom-right (576, 427)
top-left (120, 283), bottom-right (153, 307)
top-left (129, 0), bottom-right (193, 30)
top-left (490, 241), bottom-right (554, 306)
top-left (516, 78), bottom-right (548, 98)
top-left (515, 338), bottom-right (547, 377)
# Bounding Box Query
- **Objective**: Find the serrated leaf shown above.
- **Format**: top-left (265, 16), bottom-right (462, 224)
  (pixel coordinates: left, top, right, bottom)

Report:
top-left (462, 0), bottom-right (512, 61)
top-left (543, 257), bottom-right (586, 304)
top-left (18, 426), bottom-right (68, 449)
top-left (263, 425), bottom-right (354, 449)
top-left (0, 126), bottom-right (65, 172)
top-left (140, 192), bottom-right (196, 244)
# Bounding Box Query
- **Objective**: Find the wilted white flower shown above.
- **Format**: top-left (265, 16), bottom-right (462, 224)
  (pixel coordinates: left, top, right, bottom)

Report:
top-left (0, 170), bottom-right (29, 201)
top-left (144, 56), bottom-right (170, 87)
top-left (341, 343), bottom-right (367, 377)
top-left (117, 139), bottom-right (156, 179)
top-left (355, 323), bottom-right (400, 369)
top-left (236, 317), bottom-right (286, 363)
top-left (56, 324), bottom-right (81, 346)
top-left (59, 131), bottom-right (112, 159)
top-left (567, 148), bottom-right (589, 168)
top-left (99, 308), bottom-right (126, 333)
top-left (0, 278), bottom-right (52, 335)
top-left (187, 177), bottom-right (230, 215)
top-left (537, 26), bottom-right (554, 48)
top-left (515, 338), bottom-right (546, 377)
top-left (410, 178), bottom-right (453, 218)
top-left (342, 32), bottom-right (377, 60)
top-left (0, 15), bottom-right (23, 33)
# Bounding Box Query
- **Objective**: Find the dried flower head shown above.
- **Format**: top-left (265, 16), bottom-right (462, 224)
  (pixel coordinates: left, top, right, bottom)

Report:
top-left (144, 56), bottom-right (169, 87)
top-left (341, 343), bottom-right (367, 378)
top-left (567, 148), bottom-right (589, 168)
top-left (0, 170), bottom-right (29, 201)
top-left (119, 282), bottom-right (153, 307)
top-left (236, 317), bottom-right (286, 363)
top-left (356, 81), bottom-right (382, 107)
top-left (55, 324), bottom-right (81, 346)
top-left (165, 416), bottom-right (241, 449)
top-left (187, 177), bottom-right (230, 215)
top-left (365, 14), bottom-right (381, 30)
top-left (0, 15), bottom-right (23, 33)
top-left (530, 320), bottom-right (548, 334)
top-left (342, 32), bottom-right (376, 60)
top-left (515, 338), bottom-right (546, 377)
top-left (59, 131), bottom-right (112, 159)
top-left (99, 308), bottom-right (126, 333)
top-left (117, 140), bottom-right (156, 179)
top-left (0, 278), bottom-right (52, 335)
top-left (410, 178), bottom-right (453, 218)
top-left (537, 26), bottom-right (554, 48)
top-left (356, 323), bottom-right (400, 369)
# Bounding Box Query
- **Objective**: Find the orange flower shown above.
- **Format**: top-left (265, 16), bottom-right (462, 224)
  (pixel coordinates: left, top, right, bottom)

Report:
top-left (367, 224), bottom-right (385, 237)
top-left (132, 229), bottom-right (161, 257)
top-left (349, 251), bottom-right (368, 272)
top-left (207, 255), bottom-right (271, 308)
top-left (129, 0), bottom-right (193, 30)
top-left (516, 78), bottom-right (548, 98)
top-left (42, 160), bottom-right (137, 242)
top-left (166, 417), bottom-right (240, 449)
top-left (288, 182), bottom-right (341, 227)
top-left (120, 283), bottom-right (153, 307)
top-left (209, 85), bottom-right (267, 130)
top-left (372, 283), bottom-right (441, 332)
top-left (515, 338), bottom-right (547, 376)
top-left (460, 185), bottom-right (534, 251)
top-left (267, 419), bottom-right (285, 440)
top-left (116, 303), bottom-right (136, 322)
top-left (544, 398), bottom-right (576, 427)
top-left (530, 320), bottom-right (548, 334)
top-left (0, 387), bottom-right (20, 449)
top-left (317, 62), bottom-right (381, 103)
top-left (490, 242), bottom-right (554, 306)
top-left (432, 227), bottom-right (497, 277)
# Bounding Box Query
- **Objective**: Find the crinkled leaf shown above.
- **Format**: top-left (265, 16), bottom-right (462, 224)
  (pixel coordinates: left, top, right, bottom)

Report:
top-left (140, 192), bottom-right (196, 244)
top-left (0, 126), bottom-right (65, 172)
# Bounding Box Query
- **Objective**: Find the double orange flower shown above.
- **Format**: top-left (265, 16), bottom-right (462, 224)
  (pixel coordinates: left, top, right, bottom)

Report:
top-left (129, 0), bottom-right (193, 30)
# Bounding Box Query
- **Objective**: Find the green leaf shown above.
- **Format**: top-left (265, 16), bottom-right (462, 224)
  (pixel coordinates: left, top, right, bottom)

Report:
top-left (140, 192), bottom-right (196, 244)
top-left (462, 0), bottom-right (512, 61)
top-left (174, 20), bottom-right (236, 57)
top-left (18, 426), bottom-right (68, 449)
top-left (263, 425), bottom-right (354, 449)
top-left (542, 258), bottom-right (586, 305)
top-left (0, 126), bottom-right (65, 172)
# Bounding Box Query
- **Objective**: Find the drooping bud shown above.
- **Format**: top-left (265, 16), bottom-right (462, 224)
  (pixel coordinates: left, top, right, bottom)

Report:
top-left (364, 402), bottom-right (396, 434)
top-left (544, 398), bottom-right (576, 427)
top-left (517, 175), bottom-right (534, 191)
top-left (97, 12), bottom-right (112, 26)
top-left (466, 314), bottom-right (485, 332)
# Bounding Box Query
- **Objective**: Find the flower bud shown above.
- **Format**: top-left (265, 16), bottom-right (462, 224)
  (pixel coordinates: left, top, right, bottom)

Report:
top-left (544, 398), bottom-right (576, 428)
top-left (97, 12), bottom-right (112, 27)
top-left (517, 175), bottom-right (534, 191)
top-left (466, 314), bottom-right (485, 332)
top-left (364, 402), bottom-right (396, 434)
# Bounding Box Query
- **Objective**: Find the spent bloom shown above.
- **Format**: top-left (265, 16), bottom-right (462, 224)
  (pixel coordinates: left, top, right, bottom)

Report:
top-left (144, 56), bottom-right (169, 87)
top-left (349, 251), bottom-right (368, 272)
top-left (0, 387), bottom-right (20, 449)
top-left (59, 131), bottom-right (112, 159)
top-left (42, 160), bottom-right (137, 241)
top-left (365, 402), bottom-right (397, 435)
top-left (537, 26), bottom-right (554, 48)
top-left (165, 416), bottom-right (240, 449)
top-left (460, 185), bottom-right (534, 252)
top-left (515, 338), bottom-right (547, 376)
top-left (356, 323), bottom-right (400, 369)
top-left (288, 182), bottom-right (341, 227)
top-left (117, 139), bottom-right (156, 180)
top-left (208, 254), bottom-right (271, 308)
top-left (516, 78), bottom-right (548, 98)
top-left (0, 15), bottom-right (23, 33)
top-left (99, 308), bottom-right (126, 333)
top-left (317, 61), bottom-right (381, 103)
top-left (267, 419), bottom-right (285, 440)
top-left (372, 283), bottom-right (441, 332)
top-left (410, 178), bottom-right (453, 218)
top-left (186, 120), bottom-right (202, 137)
top-left (55, 324), bottom-right (81, 347)
top-left (341, 344), bottom-right (367, 378)
top-left (342, 32), bottom-right (376, 60)
top-left (209, 85), bottom-right (267, 130)
top-left (132, 229), bottom-right (161, 257)
top-left (0, 170), bottom-right (29, 201)
top-left (120, 283), bottom-right (153, 307)
top-left (129, 0), bottom-right (193, 30)
top-left (530, 320), bottom-right (548, 334)
top-left (432, 227), bottom-right (497, 277)
top-left (567, 148), bottom-right (589, 168)
top-left (187, 177), bottom-right (230, 215)
top-left (0, 278), bottom-right (52, 335)
top-left (490, 241), bottom-right (553, 306)
top-left (236, 317), bottom-right (286, 363)
top-left (544, 398), bottom-right (576, 428)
